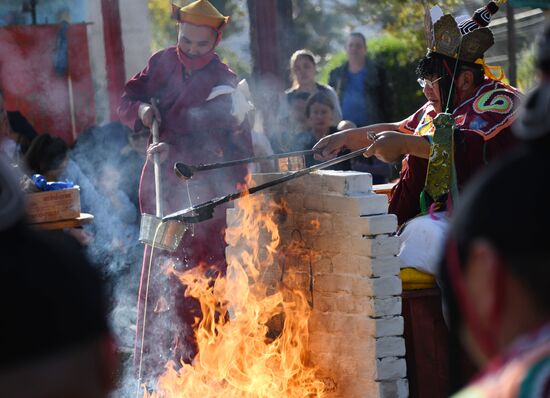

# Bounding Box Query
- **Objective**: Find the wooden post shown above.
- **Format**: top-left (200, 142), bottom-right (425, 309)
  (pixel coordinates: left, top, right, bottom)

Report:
top-left (101, 0), bottom-right (126, 121)
top-left (506, 3), bottom-right (517, 86)
top-left (247, 0), bottom-right (289, 137)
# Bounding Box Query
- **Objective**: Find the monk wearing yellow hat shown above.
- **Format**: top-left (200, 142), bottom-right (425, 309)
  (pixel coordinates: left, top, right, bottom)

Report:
top-left (118, 0), bottom-right (252, 381)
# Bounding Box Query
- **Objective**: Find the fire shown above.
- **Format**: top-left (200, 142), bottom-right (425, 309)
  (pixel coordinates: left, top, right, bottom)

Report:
top-left (145, 179), bottom-right (325, 397)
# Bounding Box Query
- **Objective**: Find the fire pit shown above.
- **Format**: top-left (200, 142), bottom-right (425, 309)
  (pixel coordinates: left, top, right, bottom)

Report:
top-left (145, 170), bottom-right (406, 397)
top-left (226, 170), bottom-right (408, 397)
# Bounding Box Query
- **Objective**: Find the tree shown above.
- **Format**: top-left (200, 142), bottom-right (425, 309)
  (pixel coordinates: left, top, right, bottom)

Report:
top-left (326, 0), bottom-right (462, 59)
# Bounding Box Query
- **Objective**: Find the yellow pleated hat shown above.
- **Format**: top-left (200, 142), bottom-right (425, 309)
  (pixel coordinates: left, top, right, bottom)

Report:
top-left (172, 1), bottom-right (229, 30)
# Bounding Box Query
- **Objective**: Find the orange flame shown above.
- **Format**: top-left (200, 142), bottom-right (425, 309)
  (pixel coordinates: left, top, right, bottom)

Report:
top-left (145, 179), bottom-right (325, 397)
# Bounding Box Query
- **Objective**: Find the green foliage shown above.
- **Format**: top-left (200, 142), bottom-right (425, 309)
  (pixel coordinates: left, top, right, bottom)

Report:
top-left (517, 45), bottom-right (537, 92)
top-left (217, 47), bottom-right (251, 81)
top-left (289, 0), bottom-right (346, 58)
top-left (368, 35), bottom-right (425, 121)
top-left (318, 52), bottom-right (346, 85)
top-left (208, 0), bottom-right (245, 37)
top-left (148, 0), bottom-right (178, 52)
top-left (324, 0), bottom-right (462, 59)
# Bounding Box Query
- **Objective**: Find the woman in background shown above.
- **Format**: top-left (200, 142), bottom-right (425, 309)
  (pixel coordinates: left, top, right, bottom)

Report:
top-left (285, 49), bottom-right (342, 125)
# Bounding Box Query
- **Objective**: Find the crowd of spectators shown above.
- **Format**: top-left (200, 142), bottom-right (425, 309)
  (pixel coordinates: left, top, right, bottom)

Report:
top-left (270, 33), bottom-right (392, 182)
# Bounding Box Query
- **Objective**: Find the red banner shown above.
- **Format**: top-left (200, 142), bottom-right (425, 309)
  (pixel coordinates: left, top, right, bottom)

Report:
top-left (0, 23), bottom-right (95, 145)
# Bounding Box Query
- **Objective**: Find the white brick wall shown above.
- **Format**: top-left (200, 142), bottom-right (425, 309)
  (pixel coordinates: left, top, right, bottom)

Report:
top-left (228, 170), bottom-right (408, 398)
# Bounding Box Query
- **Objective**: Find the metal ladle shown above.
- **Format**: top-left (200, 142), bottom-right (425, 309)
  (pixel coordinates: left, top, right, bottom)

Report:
top-left (174, 149), bottom-right (316, 180)
top-left (164, 146), bottom-right (370, 224)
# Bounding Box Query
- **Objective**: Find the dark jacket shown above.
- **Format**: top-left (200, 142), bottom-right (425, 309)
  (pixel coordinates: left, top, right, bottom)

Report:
top-left (328, 57), bottom-right (387, 125)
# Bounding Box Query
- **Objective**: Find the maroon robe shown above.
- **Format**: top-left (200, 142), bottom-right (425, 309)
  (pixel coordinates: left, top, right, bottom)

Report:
top-left (390, 79), bottom-right (522, 226)
top-left (118, 46), bottom-right (253, 377)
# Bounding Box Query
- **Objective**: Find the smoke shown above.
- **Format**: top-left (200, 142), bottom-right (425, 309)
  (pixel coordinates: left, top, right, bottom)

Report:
top-left (61, 122), bottom-right (144, 396)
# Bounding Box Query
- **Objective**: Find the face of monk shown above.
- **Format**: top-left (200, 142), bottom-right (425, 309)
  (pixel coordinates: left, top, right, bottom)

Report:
top-left (177, 23), bottom-right (217, 58)
top-left (422, 74), bottom-right (443, 113)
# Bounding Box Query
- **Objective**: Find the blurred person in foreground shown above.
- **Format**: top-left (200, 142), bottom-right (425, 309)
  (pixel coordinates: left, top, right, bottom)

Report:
top-left (118, 0), bottom-right (253, 381)
top-left (439, 65), bottom-right (550, 395)
top-left (328, 32), bottom-right (390, 183)
top-left (314, 1), bottom-right (521, 276)
top-left (0, 155), bottom-right (117, 398)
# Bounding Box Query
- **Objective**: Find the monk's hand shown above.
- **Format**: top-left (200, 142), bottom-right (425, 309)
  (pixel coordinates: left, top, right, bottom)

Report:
top-left (313, 128), bottom-right (370, 160)
top-left (147, 142), bottom-right (170, 163)
top-left (139, 102), bottom-right (162, 129)
top-left (364, 131), bottom-right (409, 163)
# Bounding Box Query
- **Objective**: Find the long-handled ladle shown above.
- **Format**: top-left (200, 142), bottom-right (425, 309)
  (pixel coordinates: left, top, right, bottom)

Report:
top-left (174, 149), bottom-right (316, 180)
top-left (164, 146), bottom-right (368, 223)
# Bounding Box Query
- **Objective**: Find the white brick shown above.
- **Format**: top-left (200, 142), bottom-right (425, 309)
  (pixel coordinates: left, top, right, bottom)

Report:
top-left (304, 193), bottom-right (388, 216)
top-left (311, 170), bottom-right (373, 195)
top-left (313, 294), bottom-right (399, 318)
top-left (250, 172), bottom-right (285, 187)
top-left (333, 295), bottom-right (373, 315)
top-left (310, 235), bottom-right (400, 257)
top-left (376, 357), bottom-right (407, 380)
top-left (283, 175), bottom-right (311, 193)
top-left (373, 297), bottom-right (402, 317)
top-left (226, 207), bottom-right (240, 227)
top-left (314, 293), bottom-right (398, 318)
top-left (378, 379), bottom-right (409, 398)
top-left (331, 253), bottom-right (367, 275)
top-left (309, 234), bottom-right (348, 253)
top-left (314, 274), bottom-right (372, 295)
top-left (360, 214), bottom-right (397, 236)
top-left (300, 212), bottom-right (333, 233)
top-left (311, 274), bottom-right (344, 295)
top-left (283, 192), bottom-right (305, 210)
top-left (330, 254), bottom-right (400, 277)
top-left (346, 235), bottom-right (401, 257)
top-left (371, 256), bottom-right (401, 277)
top-left (375, 316), bottom-right (404, 337)
top-left (372, 276), bottom-right (402, 297)
top-left (376, 336), bottom-right (406, 358)
top-left (308, 313), bottom-right (376, 338)
top-left (333, 214), bottom-right (397, 237)
top-left (311, 256), bottom-right (332, 273)
top-left (309, 332), bottom-right (375, 358)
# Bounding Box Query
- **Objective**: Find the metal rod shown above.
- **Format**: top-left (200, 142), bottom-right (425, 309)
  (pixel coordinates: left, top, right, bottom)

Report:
top-left (164, 146), bottom-right (369, 223)
top-left (151, 98), bottom-right (164, 218)
top-left (174, 149), bottom-right (316, 179)
top-left (506, 3), bottom-right (517, 87)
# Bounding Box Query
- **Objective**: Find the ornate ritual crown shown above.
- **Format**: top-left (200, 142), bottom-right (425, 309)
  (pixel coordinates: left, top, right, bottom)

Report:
top-left (425, 0), bottom-right (506, 63)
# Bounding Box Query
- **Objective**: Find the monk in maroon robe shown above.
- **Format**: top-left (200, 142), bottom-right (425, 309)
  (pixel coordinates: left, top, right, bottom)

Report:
top-left (314, 1), bottom-right (521, 228)
top-left (118, 1), bottom-right (252, 380)
top-left (314, 3), bottom-right (522, 276)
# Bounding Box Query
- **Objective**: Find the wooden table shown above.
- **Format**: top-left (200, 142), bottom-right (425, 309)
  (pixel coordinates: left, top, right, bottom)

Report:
top-left (373, 182), bottom-right (397, 201)
top-left (29, 213), bottom-right (94, 230)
